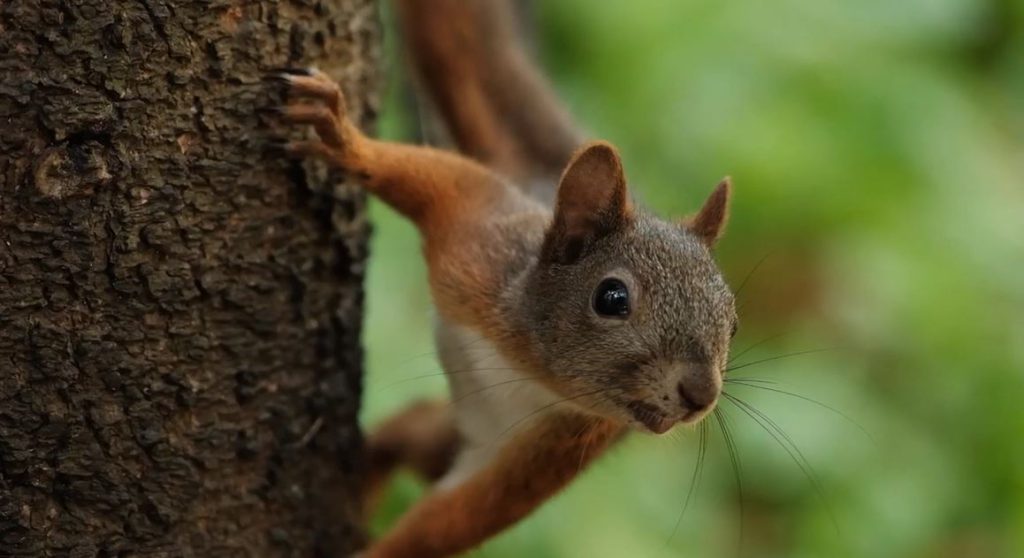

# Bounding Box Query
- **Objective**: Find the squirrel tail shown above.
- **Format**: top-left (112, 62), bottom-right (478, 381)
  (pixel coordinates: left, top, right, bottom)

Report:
top-left (394, 0), bottom-right (583, 192)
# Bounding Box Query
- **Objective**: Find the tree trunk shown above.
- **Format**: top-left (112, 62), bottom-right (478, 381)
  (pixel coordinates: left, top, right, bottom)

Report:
top-left (0, 1), bottom-right (378, 555)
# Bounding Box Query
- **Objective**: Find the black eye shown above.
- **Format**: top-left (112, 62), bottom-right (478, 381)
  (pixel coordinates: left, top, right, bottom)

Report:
top-left (593, 278), bottom-right (630, 318)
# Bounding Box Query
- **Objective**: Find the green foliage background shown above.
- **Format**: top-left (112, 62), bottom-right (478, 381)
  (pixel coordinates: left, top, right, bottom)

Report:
top-left (362, 1), bottom-right (1024, 556)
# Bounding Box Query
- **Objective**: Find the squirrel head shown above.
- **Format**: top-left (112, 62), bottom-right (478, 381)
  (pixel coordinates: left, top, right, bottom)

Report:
top-left (524, 142), bottom-right (736, 434)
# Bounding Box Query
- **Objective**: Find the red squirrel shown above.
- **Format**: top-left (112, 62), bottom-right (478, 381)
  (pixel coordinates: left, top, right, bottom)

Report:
top-left (268, 1), bottom-right (737, 556)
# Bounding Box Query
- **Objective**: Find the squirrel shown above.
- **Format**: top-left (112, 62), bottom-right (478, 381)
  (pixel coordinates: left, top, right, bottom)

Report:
top-left (267, 0), bottom-right (737, 556)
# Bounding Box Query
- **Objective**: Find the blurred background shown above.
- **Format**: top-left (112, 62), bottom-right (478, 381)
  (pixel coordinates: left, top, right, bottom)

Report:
top-left (361, 1), bottom-right (1024, 556)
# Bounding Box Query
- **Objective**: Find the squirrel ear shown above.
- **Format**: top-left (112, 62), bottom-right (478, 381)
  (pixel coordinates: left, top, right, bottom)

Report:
top-left (686, 177), bottom-right (732, 247)
top-left (542, 141), bottom-right (633, 264)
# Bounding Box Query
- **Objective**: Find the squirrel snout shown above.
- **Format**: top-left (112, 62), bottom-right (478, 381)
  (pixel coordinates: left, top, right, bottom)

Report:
top-left (677, 379), bottom-right (719, 413)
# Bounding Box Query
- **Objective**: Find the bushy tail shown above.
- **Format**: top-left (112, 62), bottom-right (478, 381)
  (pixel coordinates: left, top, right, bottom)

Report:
top-left (394, 0), bottom-right (583, 193)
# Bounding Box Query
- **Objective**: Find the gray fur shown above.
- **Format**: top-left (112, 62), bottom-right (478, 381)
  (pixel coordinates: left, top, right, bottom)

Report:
top-left (500, 207), bottom-right (736, 432)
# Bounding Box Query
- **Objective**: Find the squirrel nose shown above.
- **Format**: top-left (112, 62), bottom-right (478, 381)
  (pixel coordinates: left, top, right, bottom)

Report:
top-left (677, 380), bottom-right (718, 412)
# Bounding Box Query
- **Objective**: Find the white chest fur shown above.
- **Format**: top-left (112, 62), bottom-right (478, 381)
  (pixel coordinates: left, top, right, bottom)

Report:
top-left (433, 318), bottom-right (563, 490)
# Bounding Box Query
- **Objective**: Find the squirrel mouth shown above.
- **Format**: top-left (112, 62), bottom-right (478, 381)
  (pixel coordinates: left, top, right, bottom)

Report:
top-left (627, 401), bottom-right (675, 434)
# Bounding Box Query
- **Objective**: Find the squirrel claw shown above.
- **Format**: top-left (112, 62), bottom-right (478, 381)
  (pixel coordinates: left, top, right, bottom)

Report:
top-left (261, 73), bottom-right (291, 83)
top-left (263, 67), bottom-right (320, 85)
top-left (262, 66), bottom-right (352, 160)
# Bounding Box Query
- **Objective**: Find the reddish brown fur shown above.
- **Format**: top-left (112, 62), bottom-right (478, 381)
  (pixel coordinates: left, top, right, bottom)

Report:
top-left (272, 61), bottom-right (734, 558)
top-left (396, 0), bottom-right (581, 184)
top-left (543, 142), bottom-right (634, 263)
top-left (686, 178), bottom-right (732, 246)
top-left (280, 79), bottom-right (536, 338)
top-left (364, 416), bottom-right (623, 558)
top-left (269, 1), bottom-right (736, 555)
top-left (364, 400), bottom-right (459, 514)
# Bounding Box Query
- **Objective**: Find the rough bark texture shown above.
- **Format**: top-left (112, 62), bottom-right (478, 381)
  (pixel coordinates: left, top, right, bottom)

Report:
top-left (0, 1), bottom-right (379, 555)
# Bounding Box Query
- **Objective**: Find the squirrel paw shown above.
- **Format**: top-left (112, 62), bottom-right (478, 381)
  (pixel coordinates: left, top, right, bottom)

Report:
top-left (263, 67), bottom-right (354, 161)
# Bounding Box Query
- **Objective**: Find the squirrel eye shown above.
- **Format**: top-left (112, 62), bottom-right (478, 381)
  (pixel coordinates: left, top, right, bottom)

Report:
top-left (593, 278), bottom-right (630, 318)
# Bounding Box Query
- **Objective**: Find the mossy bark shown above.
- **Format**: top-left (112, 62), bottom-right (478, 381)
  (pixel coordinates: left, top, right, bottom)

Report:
top-left (0, 0), bottom-right (379, 555)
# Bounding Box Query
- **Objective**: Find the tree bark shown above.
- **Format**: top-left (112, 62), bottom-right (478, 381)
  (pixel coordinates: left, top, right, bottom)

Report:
top-left (0, 1), bottom-right (379, 555)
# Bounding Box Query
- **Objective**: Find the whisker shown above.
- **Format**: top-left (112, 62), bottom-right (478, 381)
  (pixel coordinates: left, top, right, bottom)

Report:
top-left (733, 251), bottom-right (773, 299)
top-left (376, 366), bottom-right (529, 391)
top-left (378, 331), bottom-right (493, 368)
top-left (576, 416), bottom-right (603, 474)
top-left (726, 348), bottom-right (836, 374)
top-left (715, 407), bottom-right (745, 556)
top-left (727, 332), bottom-right (788, 366)
top-left (724, 376), bottom-right (777, 384)
top-left (492, 387), bottom-right (620, 445)
top-left (449, 376), bottom-right (547, 405)
top-left (724, 380), bottom-right (874, 443)
top-left (668, 419), bottom-right (708, 545)
top-left (666, 427), bottom-right (687, 445)
top-left (723, 393), bottom-right (841, 535)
